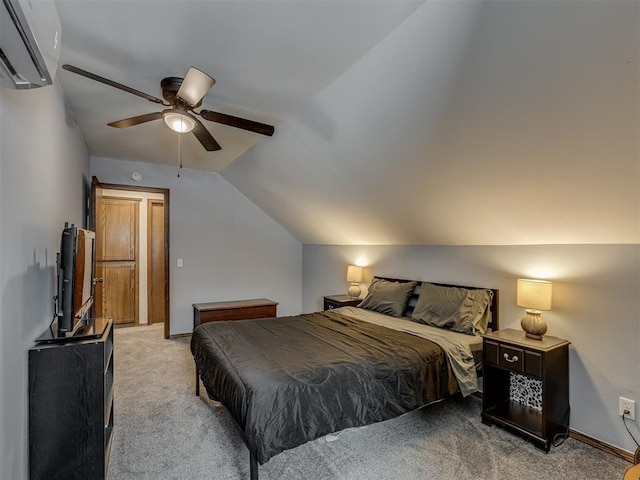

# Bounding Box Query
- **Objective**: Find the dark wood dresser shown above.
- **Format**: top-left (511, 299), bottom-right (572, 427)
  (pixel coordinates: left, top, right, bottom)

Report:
top-left (193, 298), bottom-right (278, 329)
top-left (29, 318), bottom-right (114, 479)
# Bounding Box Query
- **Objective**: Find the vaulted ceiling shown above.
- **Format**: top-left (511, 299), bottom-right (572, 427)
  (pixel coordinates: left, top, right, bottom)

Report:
top-left (56, 0), bottom-right (639, 245)
top-left (55, 0), bottom-right (423, 171)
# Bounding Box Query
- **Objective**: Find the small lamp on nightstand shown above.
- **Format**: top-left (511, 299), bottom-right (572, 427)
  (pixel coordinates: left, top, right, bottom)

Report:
top-left (346, 265), bottom-right (363, 298)
top-left (517, 279), bottom-right (552, 340)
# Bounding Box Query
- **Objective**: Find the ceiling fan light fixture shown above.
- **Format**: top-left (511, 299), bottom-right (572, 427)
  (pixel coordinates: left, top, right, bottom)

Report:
top-left (163, 111), bottom-right (196, 133)
top-left (177, 67), bottom-right (215, 107)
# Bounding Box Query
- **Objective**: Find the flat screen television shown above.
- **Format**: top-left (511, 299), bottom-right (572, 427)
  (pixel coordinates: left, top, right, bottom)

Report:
top-left (56, 224), bottom-right (95, 336)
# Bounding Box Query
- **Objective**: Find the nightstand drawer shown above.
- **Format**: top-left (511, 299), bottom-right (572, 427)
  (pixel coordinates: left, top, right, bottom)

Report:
top-left (485, 340), bottom-right (540, 377)
top-left (484, 340), bottom-right (499, 366)
top-left (499, 345), bottom-right (524, 372)
top-left (524, 350), bottom-right (542, 378)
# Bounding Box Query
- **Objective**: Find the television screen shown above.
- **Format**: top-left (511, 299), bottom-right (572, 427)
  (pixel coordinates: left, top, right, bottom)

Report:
top-left (58, 225), bottom-right (95, 335)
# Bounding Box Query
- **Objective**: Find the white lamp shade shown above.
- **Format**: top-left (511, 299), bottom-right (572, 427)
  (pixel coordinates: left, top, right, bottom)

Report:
top-left (346, 265), bottom-right (363, 283)
top-left (517, 279), bottom-right (552, 311)
top-left (177, 67), bottom-right (215, 106)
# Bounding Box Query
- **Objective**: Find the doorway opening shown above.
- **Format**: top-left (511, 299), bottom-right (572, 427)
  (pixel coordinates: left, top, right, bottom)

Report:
top-left (91, 177), bottom-right (171, 339)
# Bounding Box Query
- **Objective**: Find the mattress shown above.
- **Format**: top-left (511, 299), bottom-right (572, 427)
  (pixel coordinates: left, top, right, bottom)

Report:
top-left (190, 309), bottom-right (460, 464)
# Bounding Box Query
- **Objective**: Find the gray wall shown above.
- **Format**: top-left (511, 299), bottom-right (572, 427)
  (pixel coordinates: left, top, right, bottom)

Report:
top-left (90, 157), bottom-right (303, 334)
top-left (302, 244), bottom-right (640, 454)
top-left (221, 0), bottom-right (639, 246)
top-left (0, 84), bottom-right (90, 479)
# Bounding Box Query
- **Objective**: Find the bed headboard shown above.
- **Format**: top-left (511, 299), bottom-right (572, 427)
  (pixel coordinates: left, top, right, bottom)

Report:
top-left (376, 277), bottom-right (500, 332)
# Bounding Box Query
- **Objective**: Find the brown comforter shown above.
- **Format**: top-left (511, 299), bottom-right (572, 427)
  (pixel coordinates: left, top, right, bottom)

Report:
top-left (190, 309), bottom-right (458, 464)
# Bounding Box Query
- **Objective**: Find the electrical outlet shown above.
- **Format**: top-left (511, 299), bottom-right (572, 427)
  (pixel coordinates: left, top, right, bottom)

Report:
top-left (619, 397), bottom-right (636, 420)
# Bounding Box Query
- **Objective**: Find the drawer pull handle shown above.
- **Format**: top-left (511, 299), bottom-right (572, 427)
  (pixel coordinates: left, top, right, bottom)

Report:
top-left (503, 353), bottom-right (519, 363)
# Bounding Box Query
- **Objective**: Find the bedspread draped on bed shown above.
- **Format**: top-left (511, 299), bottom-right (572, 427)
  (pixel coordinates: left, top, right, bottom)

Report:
top-left (190, 309), bottom-right (459, 464)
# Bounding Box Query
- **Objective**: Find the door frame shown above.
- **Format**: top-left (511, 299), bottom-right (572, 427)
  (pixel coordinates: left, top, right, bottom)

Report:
top-left (91, 177), bottom-right (171, 339)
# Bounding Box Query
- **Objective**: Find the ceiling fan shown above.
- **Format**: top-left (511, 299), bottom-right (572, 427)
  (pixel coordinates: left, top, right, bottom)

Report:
top-left (61, 64), bottom-right (275, 152)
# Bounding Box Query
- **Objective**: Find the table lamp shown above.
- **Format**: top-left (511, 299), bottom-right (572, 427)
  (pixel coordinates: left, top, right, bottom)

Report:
top-left (346, 265), bottom-right (363, 298)
top-left (517, 279), bottom-right (552, 340)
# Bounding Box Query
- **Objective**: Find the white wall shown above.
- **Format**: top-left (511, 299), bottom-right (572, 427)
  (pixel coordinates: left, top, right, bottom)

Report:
top-left (302, 244), bottom-right (640, 455)
top-left (91, 157), bottom-right (303, 334)
top-left (0, 83), bottom-right (89, 479)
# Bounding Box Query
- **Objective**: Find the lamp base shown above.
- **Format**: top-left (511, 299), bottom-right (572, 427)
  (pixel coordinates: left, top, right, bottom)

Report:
top-left (524, 332), bottom-right (543, 340)
top-left (347, 283), bottom-right (361, 298)
top-left (520, 310), bottom-right (547, 340)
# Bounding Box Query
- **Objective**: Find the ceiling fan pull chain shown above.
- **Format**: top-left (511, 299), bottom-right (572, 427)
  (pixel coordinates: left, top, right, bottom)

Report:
top-left (177, 130), bottom-right (183, 177)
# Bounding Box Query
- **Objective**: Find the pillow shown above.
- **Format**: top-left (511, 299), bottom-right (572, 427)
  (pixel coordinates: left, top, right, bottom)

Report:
top-left (358, 278), bottom-right (417, 318)
top-left (411, 282), bottom-right (493, 335)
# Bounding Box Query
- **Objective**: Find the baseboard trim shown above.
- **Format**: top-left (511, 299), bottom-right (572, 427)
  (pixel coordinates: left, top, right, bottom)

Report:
top-left (569, 429), bottom-right (633, 463)
top-left (170, 332), bottom-right (192, 339)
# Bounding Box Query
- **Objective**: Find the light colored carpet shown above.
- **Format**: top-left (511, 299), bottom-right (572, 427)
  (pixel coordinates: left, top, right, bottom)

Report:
top-left (107, 323), bottom-right (629, 480)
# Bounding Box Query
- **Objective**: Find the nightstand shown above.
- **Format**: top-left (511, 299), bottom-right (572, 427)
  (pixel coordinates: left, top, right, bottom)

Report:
top-left (481, 328), bottom-right (570, 452)
top-left (323, 294), bottom-right (362, 310)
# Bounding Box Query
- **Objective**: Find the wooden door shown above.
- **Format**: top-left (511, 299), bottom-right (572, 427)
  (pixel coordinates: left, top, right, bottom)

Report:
top-left (96, 197), bottom-right (139, 325)
top-left (147, 199), bottom-right (166, 325)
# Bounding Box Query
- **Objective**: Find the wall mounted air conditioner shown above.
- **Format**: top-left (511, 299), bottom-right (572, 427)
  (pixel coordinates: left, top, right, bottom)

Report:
top-left (0, 0), bottom-right (61, 89)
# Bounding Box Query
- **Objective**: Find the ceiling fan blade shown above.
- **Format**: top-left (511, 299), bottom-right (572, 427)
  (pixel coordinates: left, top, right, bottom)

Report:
top-left (108, 112), bottom-right (163, 128)
top-left (199, 110), bottom-right (275, 137)
top-left (62, 64), bottom-right (167, 105)
top-left (176, 67), bottom-right (215, 107)
top-left (191, 118), bottom-right (221, 151)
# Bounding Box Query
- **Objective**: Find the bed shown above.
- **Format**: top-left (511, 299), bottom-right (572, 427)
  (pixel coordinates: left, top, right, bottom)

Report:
top-left (190, 278), bottom-right (499, 479)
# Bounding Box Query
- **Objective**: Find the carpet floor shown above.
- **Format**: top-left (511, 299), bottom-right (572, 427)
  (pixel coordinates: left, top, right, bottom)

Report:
top-left (107, 323), bottom-right (629, 480)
